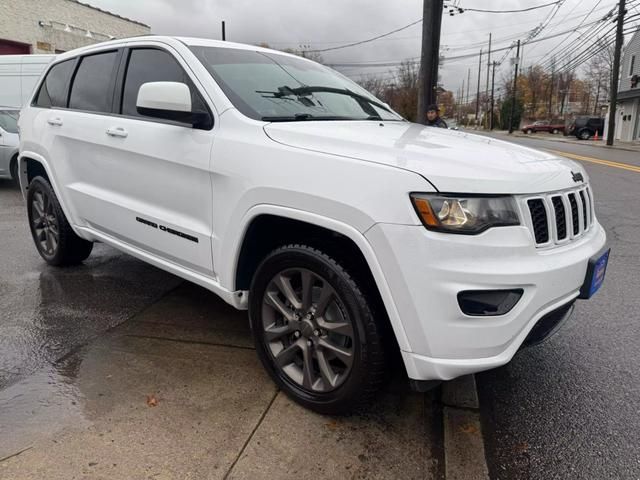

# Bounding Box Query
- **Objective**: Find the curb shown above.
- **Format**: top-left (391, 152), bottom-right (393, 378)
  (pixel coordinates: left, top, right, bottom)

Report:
top-left (486, 130), bottom-right (640, 153)
top-left (441, 375), bottom-right (489, 480)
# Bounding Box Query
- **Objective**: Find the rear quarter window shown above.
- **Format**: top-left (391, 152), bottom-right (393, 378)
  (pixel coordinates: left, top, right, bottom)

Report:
top-left (34, 60), bottom-right (75, 108)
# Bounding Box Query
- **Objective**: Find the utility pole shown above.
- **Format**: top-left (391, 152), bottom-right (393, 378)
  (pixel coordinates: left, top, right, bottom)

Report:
top-left (548, 57), bottom-right (555, 118)
top-left (460, 77), bottom-right (465, 120)
top-left (594, 75), bottom-right (601, 115)
top-left (606, 0), bottom-right (626, 146)
top-left (508, 40), bottom-right (521, 134)
top-left (417, 0), bottom-right (444, 124)
top-left (475, 48), bottom-right (482, 123)
top-left (490, 61), bottom-right (497, 130)
top-left (485, 33), bottom-right (492, 128)
top-left (466, 68), bottom-right (471, 107)
top-left (221, 21), bottom-right (226, 41)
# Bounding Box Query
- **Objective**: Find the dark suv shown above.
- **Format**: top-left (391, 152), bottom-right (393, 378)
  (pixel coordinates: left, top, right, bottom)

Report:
top-left (567, 117), bottom-right (604, 140)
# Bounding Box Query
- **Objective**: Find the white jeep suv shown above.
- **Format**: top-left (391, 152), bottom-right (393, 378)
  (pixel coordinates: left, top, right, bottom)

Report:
top-left (18, 37), bottom-right (609, 414)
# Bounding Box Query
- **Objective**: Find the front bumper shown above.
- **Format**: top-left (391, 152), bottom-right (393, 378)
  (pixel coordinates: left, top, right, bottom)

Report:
top-left (365, 221), bottom-right (607, 381)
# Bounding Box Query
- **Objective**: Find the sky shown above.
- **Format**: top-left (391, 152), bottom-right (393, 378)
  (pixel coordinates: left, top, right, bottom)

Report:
top-left (85, 0), bottom-right (638, 99)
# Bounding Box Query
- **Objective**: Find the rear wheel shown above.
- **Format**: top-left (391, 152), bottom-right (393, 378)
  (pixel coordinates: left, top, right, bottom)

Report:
top-left (9, 156), bottom-right (19, 187)
top-left (249, 244), bottom-right (386, 414)
top-left (579, 129), bottom-right (592, 140)
top-left (27, 176), bottom-right (93, 266)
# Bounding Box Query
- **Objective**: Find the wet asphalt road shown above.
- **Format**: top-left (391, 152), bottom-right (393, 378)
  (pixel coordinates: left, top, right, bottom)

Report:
top-left (0, 179), bottom-right (181, 390)
top-left (476, 134), bottom-right (640, 480)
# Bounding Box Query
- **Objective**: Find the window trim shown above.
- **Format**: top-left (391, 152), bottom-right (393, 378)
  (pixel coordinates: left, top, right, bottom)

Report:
top-left (113, 45), bottom-right (214, 131)
top-left (67, 48), bottom-right (123, 114)
top-left (630, 54), bottom-right (636, 77)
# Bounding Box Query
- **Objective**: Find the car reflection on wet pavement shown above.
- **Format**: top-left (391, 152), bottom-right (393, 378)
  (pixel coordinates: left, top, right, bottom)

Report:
top-left (0, 180), bottom-right (181, 390)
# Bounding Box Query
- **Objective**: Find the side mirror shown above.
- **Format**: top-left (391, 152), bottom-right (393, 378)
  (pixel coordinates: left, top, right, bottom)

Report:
top-left (137, 81), bottom-right (195, 125)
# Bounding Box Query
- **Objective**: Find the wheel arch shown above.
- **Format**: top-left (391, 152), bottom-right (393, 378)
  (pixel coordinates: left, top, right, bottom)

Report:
top-left (18, 152), bottom-right (89, 241)
top-left (229, 206), bottom-right (411, 352)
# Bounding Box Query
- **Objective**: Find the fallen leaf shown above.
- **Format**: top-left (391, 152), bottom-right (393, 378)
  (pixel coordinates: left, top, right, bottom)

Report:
top-left (326, 420), bottom-right (339, 431)
top-left (146, 395), bottom-right (158, 407)
top-left (459, 422), bottom-right (479, 435)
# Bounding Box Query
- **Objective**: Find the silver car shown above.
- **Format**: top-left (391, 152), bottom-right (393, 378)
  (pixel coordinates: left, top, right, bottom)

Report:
top-left (0, 108), bottom-right (19, 183)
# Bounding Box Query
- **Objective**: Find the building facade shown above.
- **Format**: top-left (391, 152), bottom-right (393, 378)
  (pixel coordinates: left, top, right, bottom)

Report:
top-left (615, 29), bottom-right (640, 142)
top-left (0, 0), bottom-right (149, 55)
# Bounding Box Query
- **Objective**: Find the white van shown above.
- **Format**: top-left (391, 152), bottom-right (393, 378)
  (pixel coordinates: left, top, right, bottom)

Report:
top-left (0, 55), bottom-right (55, 108)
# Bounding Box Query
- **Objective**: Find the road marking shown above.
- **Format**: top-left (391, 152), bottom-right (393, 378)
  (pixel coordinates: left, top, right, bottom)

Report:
top-left (547, 149), bottom-right (640, 173)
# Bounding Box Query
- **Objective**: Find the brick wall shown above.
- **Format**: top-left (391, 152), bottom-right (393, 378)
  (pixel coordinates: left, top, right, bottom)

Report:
top-left (0, 0), bottom-right (149, 54)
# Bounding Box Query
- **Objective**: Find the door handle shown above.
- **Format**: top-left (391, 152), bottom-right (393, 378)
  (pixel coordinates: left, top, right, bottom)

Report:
top-left (47, 117), bottom-right (63, 126)
top-left (106, 127), bottom-right (128, 138)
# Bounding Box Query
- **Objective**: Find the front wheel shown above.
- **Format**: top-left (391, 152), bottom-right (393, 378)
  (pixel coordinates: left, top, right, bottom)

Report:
top-left (27, 176), bottom-right (93, 266)
top-left (527, 129), bottom-right (533, 134)
top-left (249, 244), bottom-right (386, 414)
top-left (552, 129), bottom-right (559, 134)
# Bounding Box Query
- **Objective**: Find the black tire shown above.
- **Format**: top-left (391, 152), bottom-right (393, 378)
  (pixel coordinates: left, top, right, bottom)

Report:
top-left (527, 129), bottom-right (533, 134)
top-left (9, 156), bottom-right (19, 187)
top-left (27, 176), bottom-right (93, 266)
top-left (579, 129), bottom-right (592, 140)
top-left (249, 244), bottom-right (386, 414)
top-left (552, 129), bottom-right (559, 134)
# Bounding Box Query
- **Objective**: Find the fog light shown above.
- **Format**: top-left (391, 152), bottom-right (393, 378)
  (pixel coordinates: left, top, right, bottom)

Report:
top-left (457, 289), bottom-right (523, 316)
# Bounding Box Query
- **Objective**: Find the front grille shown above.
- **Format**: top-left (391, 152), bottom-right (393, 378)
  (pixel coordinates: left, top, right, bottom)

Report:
top-left (551, 196), bottom-right (567, 240)
top-left (525, 186), bottom-right (594, 247)
top-left (579, 190), bottom-right (589, 228)
top-left (527, 199), bottom-right (549, 244)
top-left (568, 193), bottom-right (579, 234)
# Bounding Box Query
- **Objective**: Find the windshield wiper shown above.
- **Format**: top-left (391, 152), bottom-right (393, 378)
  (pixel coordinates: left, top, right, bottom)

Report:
top-left (261, 114), bottom-right (360, 122)
top-left (258, 85), bottom-right (395, 116)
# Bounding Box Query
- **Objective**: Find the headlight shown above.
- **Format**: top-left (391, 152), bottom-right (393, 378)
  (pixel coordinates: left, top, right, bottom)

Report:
top-left (410, 193), bottom-right (520, 234)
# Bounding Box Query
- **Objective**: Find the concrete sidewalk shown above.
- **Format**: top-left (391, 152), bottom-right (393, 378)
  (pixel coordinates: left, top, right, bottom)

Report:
top-left (484, 129), bottom-right (640, 153)
top-left (0, 283), bottom-right (441, 480)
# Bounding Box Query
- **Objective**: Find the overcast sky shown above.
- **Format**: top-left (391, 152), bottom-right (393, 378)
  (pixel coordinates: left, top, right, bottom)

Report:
top-left (86, 0), bottom-right (636, 98)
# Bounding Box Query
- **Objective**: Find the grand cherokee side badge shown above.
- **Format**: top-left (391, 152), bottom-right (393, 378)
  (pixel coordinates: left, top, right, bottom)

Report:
top-left (572, 171), bottom-right (584, 183)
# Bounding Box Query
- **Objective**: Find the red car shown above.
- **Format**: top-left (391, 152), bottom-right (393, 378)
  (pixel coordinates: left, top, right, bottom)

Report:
top-left (521, 120), bottom-right (565, 134)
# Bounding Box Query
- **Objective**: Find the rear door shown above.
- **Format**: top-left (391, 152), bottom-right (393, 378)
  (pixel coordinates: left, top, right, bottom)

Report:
top-left (65, 46), bottom-right (215, 275)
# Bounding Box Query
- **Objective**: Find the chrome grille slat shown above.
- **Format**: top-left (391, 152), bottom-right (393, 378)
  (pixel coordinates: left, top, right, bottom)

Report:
top-left (525, 185), bottom-right (595, 248)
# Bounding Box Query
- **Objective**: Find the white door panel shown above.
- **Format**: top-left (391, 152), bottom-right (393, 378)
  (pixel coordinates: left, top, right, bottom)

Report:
top-left (61, 113), bottom-right (214, 274)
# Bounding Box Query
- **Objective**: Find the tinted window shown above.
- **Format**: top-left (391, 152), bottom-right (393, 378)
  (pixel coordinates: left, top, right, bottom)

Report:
top-left (34, 60), bottom-right (75, 108)
top-left (0, 110), bottom-right (19, 133)
top-left (121, 48), bottom-right (208, 122)
top-left (69, 51), bottom-right (119, 113)
top-left (190, 46), bottom-right (401, 122)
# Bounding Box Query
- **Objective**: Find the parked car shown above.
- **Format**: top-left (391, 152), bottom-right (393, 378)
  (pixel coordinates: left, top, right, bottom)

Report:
top-left (0, 55), bottom-right (55, 108)
top-left (0, 107), bottom-right (19, 183)
top-left (521, 120), bottom-right (565, 134)
top-left (567, 116), bottom-right (605, 140)
top-left (18, 37), bottom-right (609, 414)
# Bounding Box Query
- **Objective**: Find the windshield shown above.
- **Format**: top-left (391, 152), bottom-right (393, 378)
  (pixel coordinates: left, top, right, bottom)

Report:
top-left (0, 110), bottom-right (19, 134)
top-left (190, 46), bottom-right (403, 122)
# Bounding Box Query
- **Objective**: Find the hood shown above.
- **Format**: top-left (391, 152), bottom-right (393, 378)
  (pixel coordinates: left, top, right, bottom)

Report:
top-left (263, 121), bottom-right (586, 194)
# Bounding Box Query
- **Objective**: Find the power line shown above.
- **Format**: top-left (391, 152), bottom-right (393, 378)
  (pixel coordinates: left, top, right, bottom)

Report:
top-left (324, 20), bottom-right (601, 68)
top-left (306, 18), bottom-right (422, 53)
top-left (446, 1), bottom-right (561, 14)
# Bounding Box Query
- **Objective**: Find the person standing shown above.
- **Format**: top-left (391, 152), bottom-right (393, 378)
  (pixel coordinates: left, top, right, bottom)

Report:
top-left (426, 104), bottom-right (448, 128)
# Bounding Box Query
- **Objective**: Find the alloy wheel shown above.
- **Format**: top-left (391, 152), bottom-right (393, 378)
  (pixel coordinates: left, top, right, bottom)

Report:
top-left (261, 268), bottom-right (355, 393)
top-left (31, 189), bottom-right (59, 257)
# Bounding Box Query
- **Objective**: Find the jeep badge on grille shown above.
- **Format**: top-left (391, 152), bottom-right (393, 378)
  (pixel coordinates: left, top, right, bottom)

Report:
top-left (572, 171), bottom-right (584, 183)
